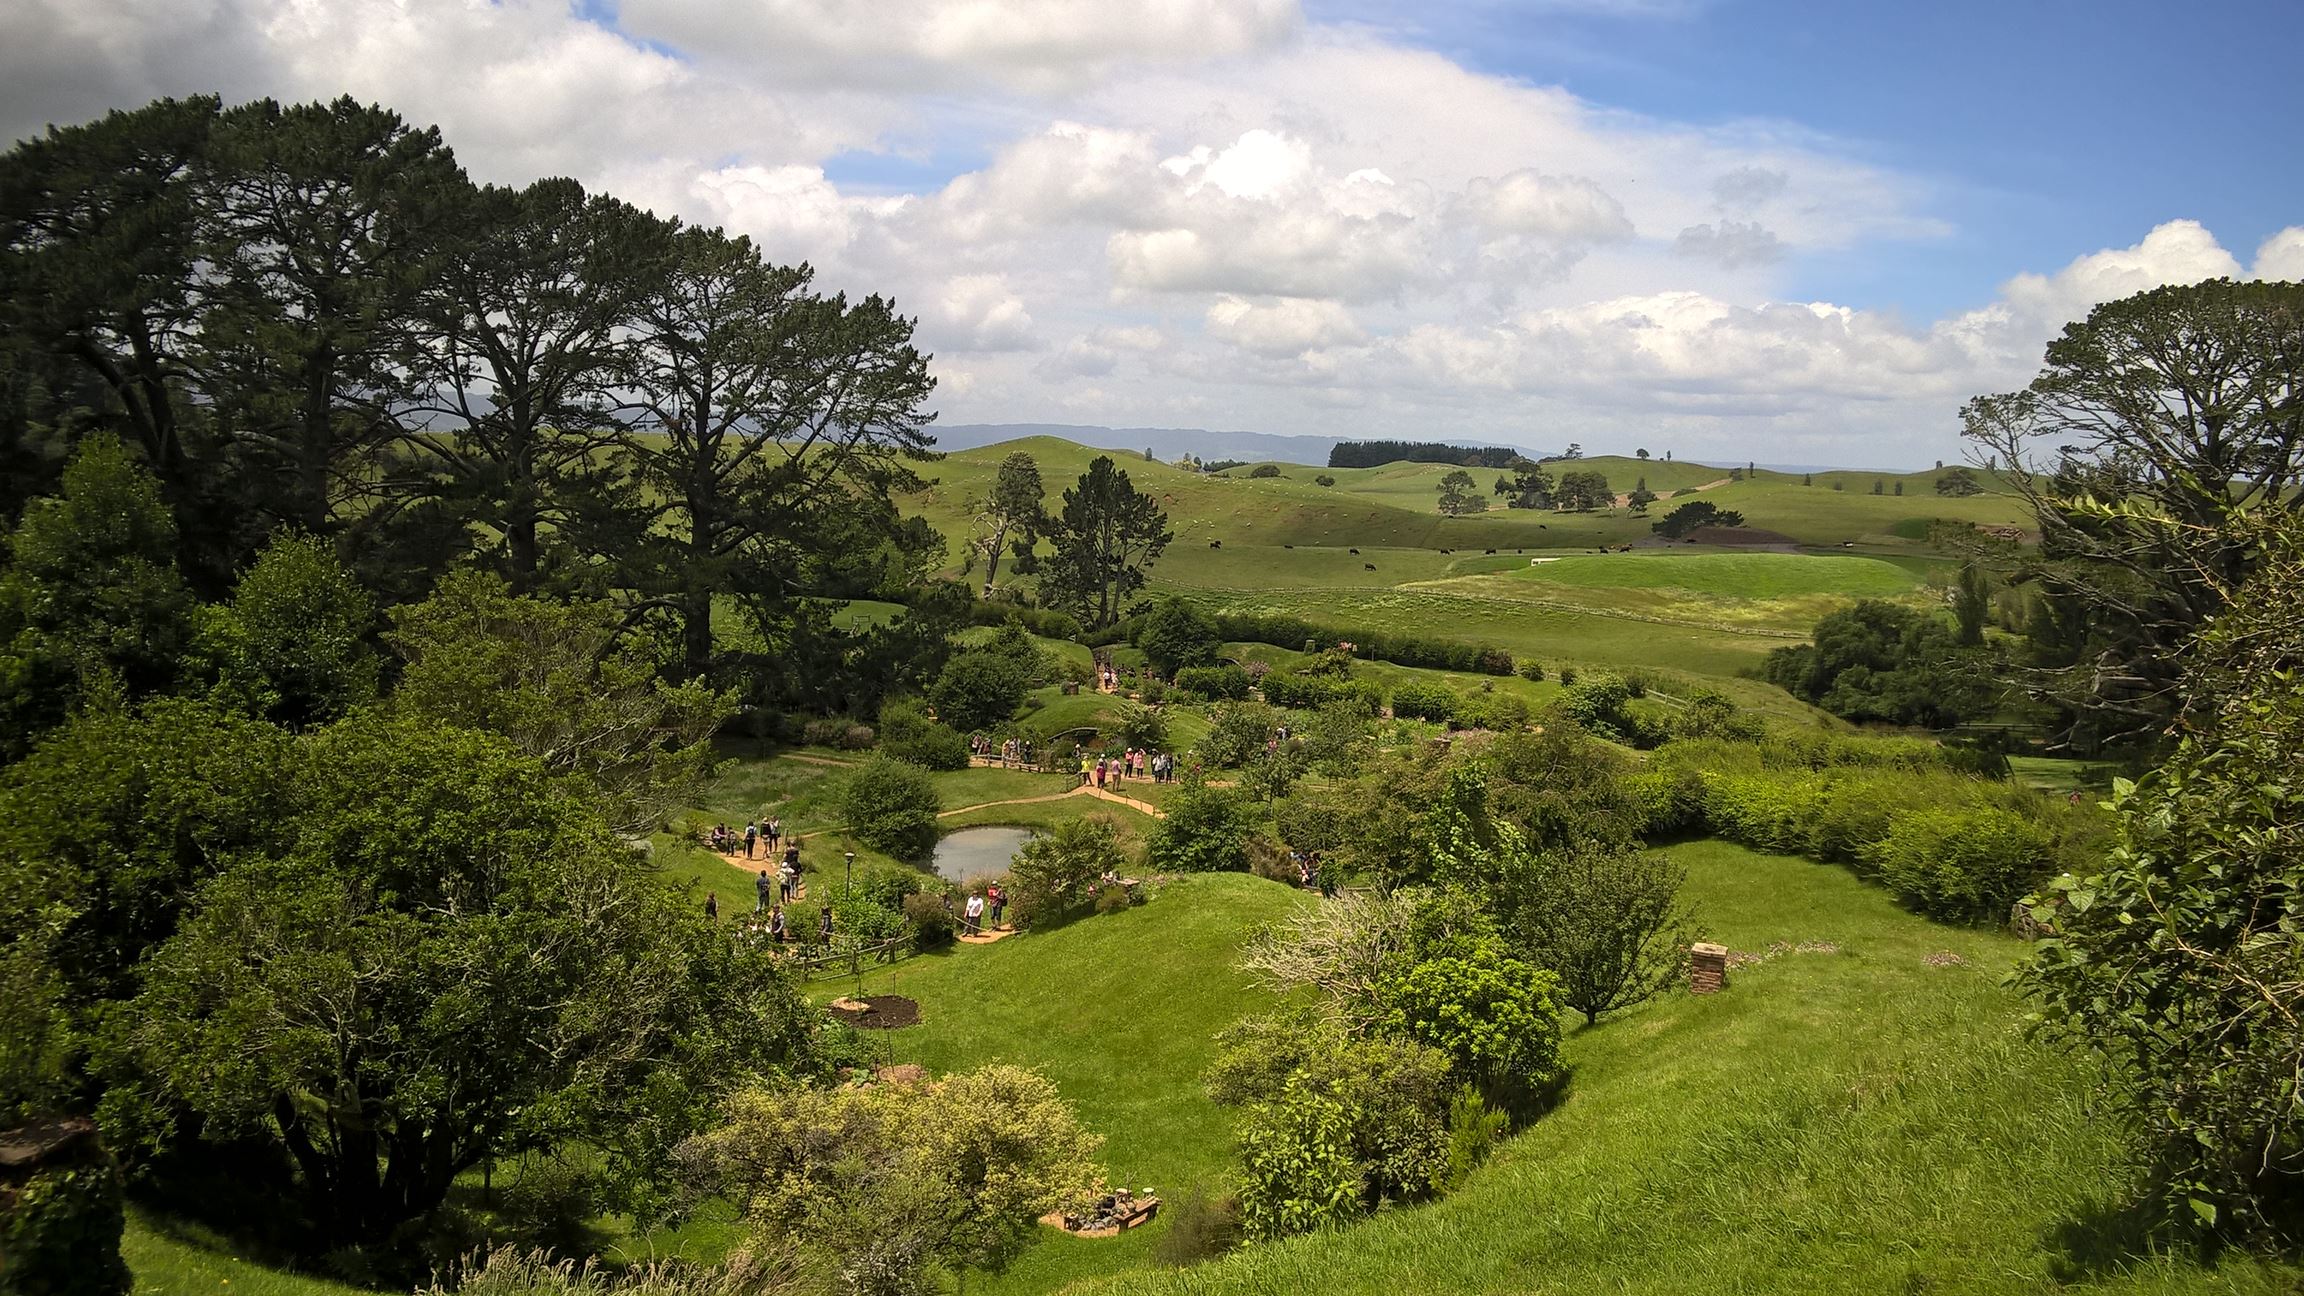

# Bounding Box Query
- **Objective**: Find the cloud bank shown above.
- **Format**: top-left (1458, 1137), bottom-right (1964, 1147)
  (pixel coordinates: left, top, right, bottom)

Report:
top-left (2, 0), bottom-right (2296, 466)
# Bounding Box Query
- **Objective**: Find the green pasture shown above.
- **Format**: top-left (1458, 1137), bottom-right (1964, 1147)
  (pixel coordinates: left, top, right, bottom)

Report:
top-left (1514, 551), bottom-right (1921, 598)
top-left (912, 440), bottom-right (2028, 581)
top-left (1179, 586), bottom-right (1795, 681)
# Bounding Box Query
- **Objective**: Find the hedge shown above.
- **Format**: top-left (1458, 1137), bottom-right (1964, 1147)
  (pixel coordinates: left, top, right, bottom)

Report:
top-left (1092, 605), bottom-right (1515, 676)
top-left (1643, 737), bottom-right (2094, 925)
top-left (1175, 664), bottom-right (1252, 701)
top-left (1390, 682), bottom-right (1457, 723)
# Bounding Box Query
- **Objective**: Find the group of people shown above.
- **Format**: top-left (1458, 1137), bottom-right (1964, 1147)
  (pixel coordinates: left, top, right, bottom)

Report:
top-left (1079, 748), bottom-right (1175, 787)
top-left (977, 735), bottom-right (1038, 768)
top-left (724, 899), bottom-right (837, 948)
top-left (957, 882), bottom-right (1007, 936)
top-left (708, 816), bottom-right (784, 860)
top-left (1290, 848), bottom-right (1336, 898)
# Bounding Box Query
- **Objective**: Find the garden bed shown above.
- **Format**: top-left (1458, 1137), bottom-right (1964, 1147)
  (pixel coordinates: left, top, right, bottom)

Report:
top-left (827, 994), bottom-right (921, 1029)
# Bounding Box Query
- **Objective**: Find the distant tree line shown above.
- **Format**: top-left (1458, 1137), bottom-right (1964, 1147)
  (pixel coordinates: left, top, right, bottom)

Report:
top-left (1328, 440), bottom-right (1522, 469)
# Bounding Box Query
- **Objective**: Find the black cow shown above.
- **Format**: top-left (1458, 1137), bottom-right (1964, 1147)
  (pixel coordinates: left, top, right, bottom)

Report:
top-left (1363, 563), bottom-right (1377, 571)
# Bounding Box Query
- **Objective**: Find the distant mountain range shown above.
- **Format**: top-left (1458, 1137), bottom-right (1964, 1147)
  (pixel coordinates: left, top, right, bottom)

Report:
top-left (926, 422), bottom-right (1544, 468)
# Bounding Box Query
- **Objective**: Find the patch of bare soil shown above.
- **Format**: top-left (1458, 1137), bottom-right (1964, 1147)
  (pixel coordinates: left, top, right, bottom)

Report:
top-left (827, 994), bottom-right (921, 1029)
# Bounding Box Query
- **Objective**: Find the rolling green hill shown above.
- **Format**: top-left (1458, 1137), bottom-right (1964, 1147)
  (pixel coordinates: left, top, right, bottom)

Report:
top-left (1070, 842), bottom-right (2304, 1296)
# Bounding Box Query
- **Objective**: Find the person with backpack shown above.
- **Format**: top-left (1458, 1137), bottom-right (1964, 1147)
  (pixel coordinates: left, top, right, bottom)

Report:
top-left (744, 820), bottom-right (759, 859)
top-left (818, 906), bottom-right (834, 944)
top-left (986, 882), bottom-right (1006, 928)
top-left (755, 867), bottom-right (772, 912)
top-left (767, 905), bottom-right (787, 942)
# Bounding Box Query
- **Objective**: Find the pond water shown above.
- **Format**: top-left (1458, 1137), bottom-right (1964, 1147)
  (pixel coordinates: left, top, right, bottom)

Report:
top-left (930, 826), bottom-right (1033, 882)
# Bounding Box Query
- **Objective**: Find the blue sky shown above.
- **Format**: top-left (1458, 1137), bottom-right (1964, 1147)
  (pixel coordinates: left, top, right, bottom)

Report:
top-left (4, 0), bottom-right (2298, 466)
top-left (1385, 0), bottom-right (2304, 315)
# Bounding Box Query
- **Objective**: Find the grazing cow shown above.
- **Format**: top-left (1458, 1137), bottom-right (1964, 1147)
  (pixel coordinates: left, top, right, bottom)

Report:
top-left (1484, 548), bottom-right (1496, 554)
top-left (1440, 548), bottom-right (1452, 554)
top-left (1284, 543), bottom-right (1295, 549)
top-left (1209, 540), bottom-right (1222, 548)
top-left (1348, 547), bottom-right (1360, 554)
top-left (1538, 524), bottom-right (1548, 530)
top-left (1364, 563), bottom-right (1377, 571)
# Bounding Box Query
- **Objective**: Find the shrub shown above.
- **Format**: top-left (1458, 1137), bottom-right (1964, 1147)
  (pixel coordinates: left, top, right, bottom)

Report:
top-left (1248, 464), bottom-right (1281, 479)
top-left (1313, 474), bottom-right (1336, 487)
top-left (1441, 1088), bottom-right (1509, 1193)
top-left (1145, 780), bottom-right (1251, 873)
top-left (1558, 665), bottom-right (1578, 686)
top-left (1452, 689), bottom-right (1531, 733)
top-left (876, 697), bottom-right (970, 771)
top-left (1865, 806), bottom-right (2054, 922)
top-left (1515, 661), bottom-right (1545, 682)
top-left (1389, 682), bottom-right (1456, 723)
top-left (903, 890), bottom-right (958, 950)
top-left (1135, 598), bottom-right (1221, 675)
top-left (1007, 817), bottom-right (1124, 929)
top-left (929, 648), bottom-right (1035, 731)
top-left (1235, 1083), bottom-right (1360, 1241)
top-left (1174, 664), bottom-right (1250, 701)
top-left (0, 1123), bottom-right (131, 1296)
top-left (1194, 701), bottom-right (1278, 769)
top-left (678, 1067), bottom-right (1103, 1296)
top-left (1151, 1192), bottom-right (1242, 1267)
top-left (1114, 703), bottom-right (1169, 752)
top-left (1378, 949), bottom-right (1564, 1106)
top-left (1558, 672), bottom-right (1634, 738)
top-left (840, 756), bottom-right (942, 861)
top-left (837, 723), bottom-right (876, 750)
top-left (1504, 846), bottom-right (1698, 1026)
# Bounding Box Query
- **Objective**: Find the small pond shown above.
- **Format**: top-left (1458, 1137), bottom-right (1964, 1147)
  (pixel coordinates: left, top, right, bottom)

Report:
top-left (930, 826), bottom-right (1033, 882)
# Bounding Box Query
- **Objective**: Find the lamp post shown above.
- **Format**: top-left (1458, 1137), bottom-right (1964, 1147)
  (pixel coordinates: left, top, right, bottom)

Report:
top-left (844, 850), bottom-right (855, 899)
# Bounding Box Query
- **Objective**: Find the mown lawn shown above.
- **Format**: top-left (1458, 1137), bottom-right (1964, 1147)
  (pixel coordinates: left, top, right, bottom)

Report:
top-left (847, 872), bottom-right (1314, 1295)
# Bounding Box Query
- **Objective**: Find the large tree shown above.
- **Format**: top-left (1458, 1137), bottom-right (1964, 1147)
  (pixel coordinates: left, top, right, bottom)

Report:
top-left (120, 714), bottom-right (814, 1246)
top-left (0, 435), bottom-right (194, 755)
top-left (966, 449), bottom-right (1045, 594)
top-left (1962, 278), bottom-right (2304, 751)
top-left (1037, 455), bottom-right (1172, 628)
top-left (398, 178), bottom-right (662, 593)
top-left (2019, 515), bottom-right (2304, 1238)
top-left (386, 569), bottom-right (730, 833)
top-left (617, 228), bottom-right (937, 680)
top-left (1436, 469), bottom-right (1484, 515)
top-left (190, 97), bottom-right (465, 537)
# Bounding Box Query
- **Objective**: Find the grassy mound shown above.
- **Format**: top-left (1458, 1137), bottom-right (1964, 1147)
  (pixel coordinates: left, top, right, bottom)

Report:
top-left (845, 872), bottom-right (1314, 1294)
top-left (1074, 843), bottom-right (2303, 1296)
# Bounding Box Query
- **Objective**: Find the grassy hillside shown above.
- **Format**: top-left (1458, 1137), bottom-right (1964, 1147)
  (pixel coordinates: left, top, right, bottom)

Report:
top-left (906, 439), bottom-right (2028, 574)
top-left (1078, 842), bottom-right (2304, 1296)
top-left (846, 873), bottom-right (1314, 1295)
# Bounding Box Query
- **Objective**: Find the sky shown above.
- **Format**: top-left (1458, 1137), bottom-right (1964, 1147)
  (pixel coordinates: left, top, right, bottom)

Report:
top-left (4, 0), bottom-right (2301, 468)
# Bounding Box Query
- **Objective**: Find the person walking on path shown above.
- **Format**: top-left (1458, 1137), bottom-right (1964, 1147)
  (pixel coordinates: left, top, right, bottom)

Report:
top-left (755, 867), bottom-right (772, 912)
top-left (1078, 753), bottom-right (1092, 787)
top-left (986, 882), bottom-right (1006, 928)
top-left (818, 906), bottom-right (834, 944)
top-left (744, 821), bottom-right (759, 860)
top-left (963, 891), bottom-right (986, 937)
top-left (766, 817), bottom-right (782, 851)
top-left (767, 905), bottom-right (787, 942)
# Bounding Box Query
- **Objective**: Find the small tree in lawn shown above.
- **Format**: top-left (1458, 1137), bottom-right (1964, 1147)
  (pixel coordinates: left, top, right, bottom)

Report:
top-left (1504, 845), bottom-right (1698, 1025)
top-left (1147, 773), bottom-right (1252, 873)
top-left (1008, 816), bottom-right (1125, 928)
